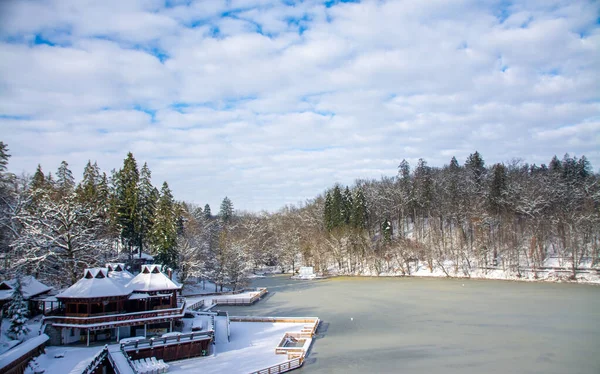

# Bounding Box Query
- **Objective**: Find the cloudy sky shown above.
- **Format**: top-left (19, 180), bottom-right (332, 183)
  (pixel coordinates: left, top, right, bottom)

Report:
top-left (0, 0), bottom-right (598, 212)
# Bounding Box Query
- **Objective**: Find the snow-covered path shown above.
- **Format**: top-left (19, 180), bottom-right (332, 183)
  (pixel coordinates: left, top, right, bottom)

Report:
top-left (168, 322), bottom-right (304, 374)
top-left (34, 345), bottom-right (105, 374)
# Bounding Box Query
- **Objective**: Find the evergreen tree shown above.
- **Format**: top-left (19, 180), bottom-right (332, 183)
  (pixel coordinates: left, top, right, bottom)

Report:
top-left (342, 187), bottom-right (353, 225)
top-left (219, 197), bottom-right (234, 224)
top-left (30, 165), bottom-right (46, 192)
top-left (204, 204), bottom-right (212, 219)
top-left (138, 163), bottom-right (157, 255)
top-left (115, 152), bottom-right (141, 260)
top-left (465, 151), bottom-right (486, 191)
top-left (382, 218), bottom-right (392, 243)
top-left (549, 155), bottom-right (561, 173)
top-left (0, 142), bottom-right (9, 173)
top-left (76, 161), bottom-right (101, 204)
top-left (56, 160), bottom-right (75, 197)
top-left (6, 276), bottom-right (30, 340)
top-left (152, 182), bottom-right (178, 269)
top-left (351, 188), bottom-right (368, 229)
top-left (330, 185), bottom-right (344, 229)
top-left (324, 191), bottom-right (333, 231)
top-left (488, 163), bottom-right (507, 215)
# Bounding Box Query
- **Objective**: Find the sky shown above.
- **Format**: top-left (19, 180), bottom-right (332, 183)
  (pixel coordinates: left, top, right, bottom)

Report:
top-left (0, 0), bottom-right (599, 212)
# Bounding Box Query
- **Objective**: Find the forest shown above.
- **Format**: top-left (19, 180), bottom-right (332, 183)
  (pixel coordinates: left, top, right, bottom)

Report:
top-left (0, 140), bottom-right (598, 291)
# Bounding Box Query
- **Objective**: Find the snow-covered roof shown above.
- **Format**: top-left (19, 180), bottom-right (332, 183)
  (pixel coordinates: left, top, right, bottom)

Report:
top-left (126, 265), bottom-right (181, 292)
top-left (129, 293), bottom-right (149, 300)
top-left (106, 263), bottom-right (135, 285)
top-left (0, 334), bottom-right (49, 371)
top-left (0, 276), bottom-right (52, 301)
top-left (56, 268), bottom-right (131, 299)
top-left (139, 253), bottom-right (154, 260)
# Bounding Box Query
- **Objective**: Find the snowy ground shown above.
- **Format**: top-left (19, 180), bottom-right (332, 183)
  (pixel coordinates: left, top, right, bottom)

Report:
top-left (168, 322), bottom-right (304, 374)
top-left (321, 258), bottom-right (600, 284)
top-left (31, 345), bottom-right (105, 374)
top-left (181, 279), bottom-right (230, 295)
top-left (0, 317), bottom-right (42, 355)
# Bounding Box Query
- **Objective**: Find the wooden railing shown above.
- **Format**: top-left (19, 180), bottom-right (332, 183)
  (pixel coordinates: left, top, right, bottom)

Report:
top-left (43, 302), bottom-right (186, 329)
top-left (120, 331), bottom-right (213, 352)
top-left (212, 288), bottom-right (268, 306)
top-left (229, 316), bottom-right (318, 325)
top-left (187, 299), bottom-right (205, 311)
top-left (248, 357), bottom-right (303, 374)
top-left (81, 346), bottom-right (109, 374)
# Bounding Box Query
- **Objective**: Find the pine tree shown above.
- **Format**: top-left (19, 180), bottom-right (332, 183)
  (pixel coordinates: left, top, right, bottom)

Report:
top-left (0, 142), bottom-right (9, 173)
top-left (342, 187), bottom-right (353, 225)
top-left (324, 191), bottom-right (333, 231)
top-left (465, 151), bottom-right (486, 191)
top-left (351, 188), bottom-right (368, 229)
top-left (330, 185), bottom-right (344, 229)
top-left (219, 197), bottom-right (234, 224)
top-left (152, 182), bottom-right (178, 269)
top-left (56, 160), bottom-right (75, 197)
top-left (138, 163), bottom-right (157, 256)
top-left (6, 276), bottom-right (30, 340)
top-left (488, 163), bottom-right (507, 215)
top-left (30, 164), bottom-right (46, 192)
top-left (116, 152), bottom-right (141, 260)
top-left (76, 161), bottom-right (101, 204)
top-left (382, 218), bottom-right (392, 243)
top-left (204, 204), bottom-right (212, 219)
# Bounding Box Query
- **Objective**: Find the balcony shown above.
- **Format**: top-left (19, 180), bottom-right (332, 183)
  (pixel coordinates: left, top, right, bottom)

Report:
top-left (43, 301), bottom-right (186, 331)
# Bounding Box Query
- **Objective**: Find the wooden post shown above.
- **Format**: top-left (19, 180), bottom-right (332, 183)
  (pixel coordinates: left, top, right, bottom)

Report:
top-left (116, 327), bottom-right (120, 342)
top-left (87, 329), bottom-right (90, 346)
top-left (144, 324), bottom-right (147, 338)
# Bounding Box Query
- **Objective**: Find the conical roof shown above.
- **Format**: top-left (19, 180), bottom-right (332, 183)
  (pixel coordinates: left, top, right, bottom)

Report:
top-left (57, 268), bottom-right (131, 299)
top-left (106, 263), bottom-right (135, 285)
top-left (0, 276), bottom-right (51, 300)
top-left (126, 265), bottom-right (181, 292)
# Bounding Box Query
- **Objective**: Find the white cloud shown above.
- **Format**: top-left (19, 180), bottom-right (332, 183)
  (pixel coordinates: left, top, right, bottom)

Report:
top-left (0, 0), bottom-right (599, 211)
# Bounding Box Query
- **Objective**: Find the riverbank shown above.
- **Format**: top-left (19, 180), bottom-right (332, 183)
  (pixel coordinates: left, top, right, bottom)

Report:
top-left (322, 261), bottom-right (600, 284)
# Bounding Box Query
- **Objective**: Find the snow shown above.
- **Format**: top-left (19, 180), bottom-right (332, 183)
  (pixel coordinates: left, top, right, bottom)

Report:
top-left (107, 268), bottom-right (135, 286)
top-left (327, 257), bottom-right (600, 284)
top-left (214, 317), bottom-right (228, 344)
top-left (0, 276), bottom-right (52, 300)
top-left (0, 334), bottom-right (49, 370)
top-left (57, 268), bottom-right (130, 299)
top-left (126, 265), bottom-right (181, 292)
top-left (181, 279), bottom-right (230, 295)
top-left (107, 345), bottom-right (135, 374)
top-left (128, 293), bottom-right (149, 300)
top-left (34, 345), bottom-right (105, 374)
top-left (168, 322), bottom-right (306, 374)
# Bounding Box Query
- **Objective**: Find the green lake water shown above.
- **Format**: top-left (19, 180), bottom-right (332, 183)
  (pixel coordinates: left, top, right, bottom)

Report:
top-left (219, 275), bottom-right (600, 374)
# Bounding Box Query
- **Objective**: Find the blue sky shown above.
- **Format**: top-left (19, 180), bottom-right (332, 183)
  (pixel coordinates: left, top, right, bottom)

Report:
top-left (0, 0), bottom-right (599, 212)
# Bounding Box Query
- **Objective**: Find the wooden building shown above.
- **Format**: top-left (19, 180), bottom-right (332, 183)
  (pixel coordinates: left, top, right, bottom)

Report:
top-left (0, 276), bottom-right (52, 315)
top-left (43, 265), bottom-right (185, 346)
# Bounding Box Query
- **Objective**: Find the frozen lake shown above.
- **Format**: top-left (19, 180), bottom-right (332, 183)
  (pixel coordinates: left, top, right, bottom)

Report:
top-left (219, 275), bottom-right (600, 374)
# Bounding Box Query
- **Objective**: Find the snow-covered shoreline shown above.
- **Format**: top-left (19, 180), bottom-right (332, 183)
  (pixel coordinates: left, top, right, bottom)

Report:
top-left (323, 266), bottom-right (600, 285)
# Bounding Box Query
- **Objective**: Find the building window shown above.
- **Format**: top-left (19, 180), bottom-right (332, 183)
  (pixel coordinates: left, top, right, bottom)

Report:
top-left (78, 304), bottom-right (87, 314)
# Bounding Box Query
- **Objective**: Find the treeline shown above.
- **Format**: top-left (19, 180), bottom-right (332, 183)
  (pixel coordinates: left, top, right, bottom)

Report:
top-left (1, 141), bottom-right (598, 287)
top-left (240, 152), bottom-right (600, 280)
top-left (0, 142), bottom-right (249, 290)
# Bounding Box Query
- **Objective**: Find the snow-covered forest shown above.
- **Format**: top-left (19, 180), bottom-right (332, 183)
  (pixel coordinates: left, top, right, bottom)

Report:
top-left (1, 141), bottom-right (598, 288)
top-left (278, 153), bottom-right (600, 281)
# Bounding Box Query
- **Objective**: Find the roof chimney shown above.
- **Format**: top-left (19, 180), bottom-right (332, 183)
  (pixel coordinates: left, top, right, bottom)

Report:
top-left (167, 268), bottom-right (172, 280)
